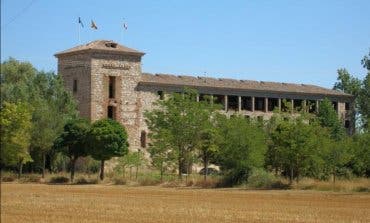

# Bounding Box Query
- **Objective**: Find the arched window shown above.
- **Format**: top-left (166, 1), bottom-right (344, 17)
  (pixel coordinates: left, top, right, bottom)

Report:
top-left (140, 131), bottom-right (147, 148)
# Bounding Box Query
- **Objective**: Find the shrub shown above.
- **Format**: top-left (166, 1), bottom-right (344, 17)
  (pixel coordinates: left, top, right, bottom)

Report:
top-left (194, 178), bottom-right (220, 188)
top-left (49, 176), bottom-right (69, 184)
top-left (2, 176), bottom-right (16, 182)
top-left (113, 177), bottom-right (126, 185)
top-left (20, 174), bottom-right (42, 183)
top-left (247, 169), bottom-right (287, 189)
top-left (138, 176), bottom-right (161, 186)
top-left (75, 176), bottom-right (98, 184)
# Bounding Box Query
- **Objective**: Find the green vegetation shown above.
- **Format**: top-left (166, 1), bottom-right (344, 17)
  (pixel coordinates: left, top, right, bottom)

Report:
top-left (89, 119), bottom-right (129, 180)
top-left (1, 50), bottom-right (369, 190)
top-left (54, 118), bottom-right (90, 182)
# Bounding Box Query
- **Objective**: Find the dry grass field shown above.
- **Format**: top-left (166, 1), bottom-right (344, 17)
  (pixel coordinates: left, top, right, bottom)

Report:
top-left (1, 183), bottom-right (369, 223)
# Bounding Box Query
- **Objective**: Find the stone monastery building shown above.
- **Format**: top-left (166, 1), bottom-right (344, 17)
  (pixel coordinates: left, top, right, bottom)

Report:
top-left (55, 40), bottom-right (354, 152)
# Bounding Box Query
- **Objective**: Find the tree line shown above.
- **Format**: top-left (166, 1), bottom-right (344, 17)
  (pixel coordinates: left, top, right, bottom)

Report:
top-left (0, 58), bottom-right (129, 182)
top-left (1, 50), bottom-right (369, 185)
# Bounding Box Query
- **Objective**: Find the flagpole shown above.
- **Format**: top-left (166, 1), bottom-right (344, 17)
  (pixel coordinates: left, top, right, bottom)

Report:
top-left (78, 22), bottom-right (81, 44)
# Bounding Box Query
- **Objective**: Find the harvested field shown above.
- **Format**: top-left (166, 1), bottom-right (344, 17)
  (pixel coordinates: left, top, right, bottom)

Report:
top-left (1, 183), bottom-right (369, 223)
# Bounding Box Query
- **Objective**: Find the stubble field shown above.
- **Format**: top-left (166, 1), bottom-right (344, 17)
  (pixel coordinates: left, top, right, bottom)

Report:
top-left (1, 183), bottom-right (369, 223)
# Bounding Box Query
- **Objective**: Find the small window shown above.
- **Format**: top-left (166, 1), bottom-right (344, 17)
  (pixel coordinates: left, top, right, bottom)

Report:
top-left (345, 103), bottom-right (350, 111)
top-left (73, 79), bottom-right (78, 93)
top-left (157, 91), bottom-right (164, 100)
top-left (345, 120), bottom-right (350, 128)
top-left (140, 131), bottom-right (147, 148)
top-left (109, 76), bottom-right (116, 98)
top-left (107, 106), bottom-right (115, 119)
top-left (332, 101), bottom-right (338, 112)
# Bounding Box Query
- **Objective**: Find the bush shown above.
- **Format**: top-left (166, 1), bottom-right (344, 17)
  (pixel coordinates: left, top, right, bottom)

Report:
top-left (138, 176), bottom-right (161, 186)
top-left (2, 176), bottom-right (16, 182)
top-left (113, 177), bottom-right (126, 185)
top-left (194, 178), bottom-right (220, 188)
top-left (20, 174), bottom-right (42, 183)
top-left (247, 169), bottom-right (287, 189)
top-left (75, 176), bottom-right (98, 184)
top-left (49, 176), bottom-right (69, 184)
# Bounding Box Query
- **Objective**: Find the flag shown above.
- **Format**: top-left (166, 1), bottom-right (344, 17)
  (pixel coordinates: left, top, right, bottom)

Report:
top-left (91, 20), bottom-right (98, 29)
top-left (123, 22), bottom-right (128, 30)
top-left (78, 17), bottom-right (84, 28)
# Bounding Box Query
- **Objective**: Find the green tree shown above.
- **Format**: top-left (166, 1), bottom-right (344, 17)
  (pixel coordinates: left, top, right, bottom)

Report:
top-left (118, 151), bottom-right (146, 180)
top-left (0, 58), bottom-right (37, 105)
top-left (0, 102), bottom-right (33, 178)
top-left (1, 58), bottom-right (77, 176)
top-left (317, 98), bottom-right (345, 140)
top-left (197, 127), bottom-right (219, 181)
top-left (323, 137), bottom-right (352, 184)
top-left (333, 68), bottom-right (362, 96)
top-left (351, 132), bottom-right (370, 176)
top-left (145, 89), bottom-right (218, 179)
top-left (148, 130), bottom-right (176, 182)
top-left (270, 116), bottom-right (327, 183)
top-left (89, 119), bottom-right (129, 180)
top-left (359, 73), bottom-right (370, 131)
top-left (216, 115), bottom-right (267, 185)
top-left (30, 72), bottom-right (78, 177)
top-left (54, 118), bottom-right (90, 182)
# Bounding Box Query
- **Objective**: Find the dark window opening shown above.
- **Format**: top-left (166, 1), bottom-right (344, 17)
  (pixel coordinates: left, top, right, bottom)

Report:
top-left (227, 95), bottom-right (238, 111)
top-left (109, 76), bottom-right (116, 98)
top-left (213, 95), bottom-right (225, 108)
top-left (255, 97), bottom-right (265, 111)
top-left (73, 79), bottom-right (78, 93)
top-left (157, 91), bottom-right (164, 100)
top-left (241, 96), bottom-right (252, 111)
top-left (293, 99), bottom-right (303, 112)
top-left (345, 102), bottom-right (350, 111)
top-left (308, 100), bottom-right (316, 113)
top-left (199, 94), bottom-right (211, 102)
top-left (332, 101), bottom-right (338, 112)
top-left (105, 42), bottom-right (118, 48)
top-left (140, 131), bottom-right (147, 148)
top-left (268, 98), bottom-right (279, 111)
top-left (107, 106), bottom-right (116, 119)
top-left (345, 120), bottom-right (350, 129)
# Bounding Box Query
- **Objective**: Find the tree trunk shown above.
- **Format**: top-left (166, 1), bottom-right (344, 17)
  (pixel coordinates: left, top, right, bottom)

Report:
top-left (333, 167), bottom-right (336, 186)
top-left (289, 165), bottom-right (293, 185)
top-left (178, 157), bottom-right (183, 180)
top-left (70, 157), bottom-right (77, 183)
top-left (17, 159), bottom-right (23, 179)
top-left (42, 153), bottom-right (46, 178)
top-left (122, 165), bottom-right (126, 179)
top-left (204, 155), bottom-right (208, 182)
top-left (99, 160), bottom-right (105, 181)
top-left (160, 162), bottom-right (164, 182)
top-left (135, 165), bottom-right (139, 180)
top-left (296, 157), bottom-right (299, 184)
top-left (129, 167), bottom-right (132, 180)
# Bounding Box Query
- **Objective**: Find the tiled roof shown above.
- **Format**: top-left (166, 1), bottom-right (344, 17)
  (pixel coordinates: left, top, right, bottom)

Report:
top-left (55, 40), bottom-right (144, 56)
top-left (140, 73), bottom-right (352, 97)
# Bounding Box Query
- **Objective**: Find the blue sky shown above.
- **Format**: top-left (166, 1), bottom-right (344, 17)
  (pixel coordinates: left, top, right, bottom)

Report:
top-left (1, 0), bottom-right (369, 88)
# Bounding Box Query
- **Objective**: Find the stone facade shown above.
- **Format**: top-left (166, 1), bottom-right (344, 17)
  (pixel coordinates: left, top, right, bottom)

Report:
top-left (55, 40), bottom-right (355, 153)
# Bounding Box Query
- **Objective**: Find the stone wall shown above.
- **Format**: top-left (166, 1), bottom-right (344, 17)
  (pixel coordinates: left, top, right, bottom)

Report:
top-left (90, 52), bottom-right (143, 151)
top-left (58, 54), bottom-right (92, 119)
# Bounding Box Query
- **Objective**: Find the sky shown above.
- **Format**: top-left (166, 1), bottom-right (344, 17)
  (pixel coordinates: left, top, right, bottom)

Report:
top-left (1, 0), bottom-right (370, 88)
